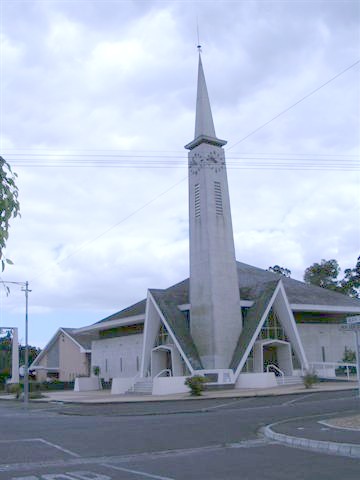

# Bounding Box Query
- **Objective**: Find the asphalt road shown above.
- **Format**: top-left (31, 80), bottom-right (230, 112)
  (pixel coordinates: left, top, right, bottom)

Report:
top-left (0, 389), bottom-right (359, 479)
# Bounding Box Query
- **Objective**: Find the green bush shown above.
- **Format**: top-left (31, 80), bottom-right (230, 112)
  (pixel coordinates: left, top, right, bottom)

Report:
top-left (302, 370), bottom-right (318, 389)
top-left (185, 375), bottom-right (208, 396)
top-left (7, 383), bottom-right (22, 398)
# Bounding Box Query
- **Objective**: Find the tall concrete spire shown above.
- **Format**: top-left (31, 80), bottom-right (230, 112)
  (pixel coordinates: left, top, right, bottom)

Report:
top-left (185, 53), bottom-right (226, 151)
top-left (185, 54), bottom-right (242, 370)
top-left (194, 54), bottom-right (216, 139)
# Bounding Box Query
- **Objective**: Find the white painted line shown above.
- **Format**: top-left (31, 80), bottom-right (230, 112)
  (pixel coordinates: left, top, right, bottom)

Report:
top-left (35, 438), bottom-right (80, 458)
top-left (0, 438), bottom-right (79, 457)
top-left (201, 399), bottom-right (243, 411)
top-left (281, 393), bottom-right (316, 406)
top-left (102, 463), bottom-right (175, 480)
top-left (318, 419), bottom-right (360, 432)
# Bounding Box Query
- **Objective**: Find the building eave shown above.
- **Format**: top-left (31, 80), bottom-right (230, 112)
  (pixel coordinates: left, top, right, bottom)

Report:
top-left (290, 304), bottom-right (360, 313)
top-left (76, 314), bottom-right (145, 333)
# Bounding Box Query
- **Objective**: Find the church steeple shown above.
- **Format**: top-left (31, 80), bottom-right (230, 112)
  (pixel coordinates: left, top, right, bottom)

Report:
top-left (185, 52), bottom-right (242, 370)
top-left (185, 53), bottom-right (227, 151)
top-left (194, 54), bottom-right (216, 138)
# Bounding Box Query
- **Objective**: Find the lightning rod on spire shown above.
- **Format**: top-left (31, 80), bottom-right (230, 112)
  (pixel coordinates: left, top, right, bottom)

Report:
top-left (196, 18), bottom-right (202, 53)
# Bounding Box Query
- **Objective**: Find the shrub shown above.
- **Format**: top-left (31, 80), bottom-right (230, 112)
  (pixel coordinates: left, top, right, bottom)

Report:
top-left (185, 375), bottom-right (208, 396)
top-left (7, 383), bottom-right (22, 398)
top-left (302, 370), bottom-right (318, 389)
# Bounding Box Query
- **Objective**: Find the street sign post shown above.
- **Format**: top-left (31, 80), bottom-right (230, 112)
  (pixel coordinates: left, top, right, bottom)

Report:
top-left (345, 316), bottom-right (360, 398)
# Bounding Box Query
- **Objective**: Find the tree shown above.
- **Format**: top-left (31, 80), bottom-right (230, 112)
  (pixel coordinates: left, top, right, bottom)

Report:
top-left (338, 256), bottom-right (360, 298)
top-left (268, 265), bottom-right (291, 277)
top-left (303, 256), bottom-right (360, 298)
top-left (303, 259), bottom-right (340, 290)
top-left (0, 156), bottom-right (20, 271)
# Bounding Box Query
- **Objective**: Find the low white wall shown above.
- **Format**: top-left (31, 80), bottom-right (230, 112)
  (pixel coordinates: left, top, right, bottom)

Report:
top-left (235, 372), bottom-right (277, 389)
top-left (152, 376), bottom-right (189, 395)
top-left (74, 377), bottom-right (102, 392)
top-left (111, 377), bottom-right (134, 394)
top-left (312, 367), bottom-right (336, 378)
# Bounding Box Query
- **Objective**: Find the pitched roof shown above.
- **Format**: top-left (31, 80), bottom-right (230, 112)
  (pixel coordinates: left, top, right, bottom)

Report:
top-left (149, 288), bottom-right (203, 370)
top-left (229, 281), bottom-right (278, 371)
top-left (88, 261), bottom-right (360, 330)
top-left (235, 261), bottom-right (360, 308)
top-left (94, 298), bottom-right (147, 324)
top-left (62, 328), bottom-right (97, 350)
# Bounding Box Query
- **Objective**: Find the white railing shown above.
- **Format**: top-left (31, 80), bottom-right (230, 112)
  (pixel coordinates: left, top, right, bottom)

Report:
top-left (308, 362), bottom-right (357, 380)
top-left (154, 369), bottom-right (172, 378)
top-left (266, 364), bottom-right (285, 384)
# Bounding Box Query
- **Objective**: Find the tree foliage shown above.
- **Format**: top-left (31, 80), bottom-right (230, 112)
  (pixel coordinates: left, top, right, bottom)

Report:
top-left (0, 156), bottom-right (20, 271)
top-left (304, 256), bottom-right (360, 298)
top-left (268, 265), bottom-right (291, 277)
top-left (303, 259), bottom-right (340, 289)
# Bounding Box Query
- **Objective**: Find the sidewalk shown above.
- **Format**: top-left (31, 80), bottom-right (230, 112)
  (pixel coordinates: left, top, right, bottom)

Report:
top-left (28, 380), bottom-right (359, 404)
top-left (0, 380), bottom-right (357, 404)
top-left (264, 412), bottom-right (360, 459)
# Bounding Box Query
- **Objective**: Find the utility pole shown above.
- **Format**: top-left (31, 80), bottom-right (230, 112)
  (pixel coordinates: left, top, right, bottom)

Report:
top-left (22, 281), bottom-right (31, 407)
top-left (1, 280), bottom-right (31, 407)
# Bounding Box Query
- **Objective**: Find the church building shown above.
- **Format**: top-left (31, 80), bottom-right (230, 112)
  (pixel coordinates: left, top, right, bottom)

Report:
top-left (40, 53), bottom-right (360, 394)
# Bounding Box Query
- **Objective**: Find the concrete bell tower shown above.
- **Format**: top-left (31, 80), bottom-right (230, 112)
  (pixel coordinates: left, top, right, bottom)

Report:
top-left (185, 52), bottom-right (243, 370)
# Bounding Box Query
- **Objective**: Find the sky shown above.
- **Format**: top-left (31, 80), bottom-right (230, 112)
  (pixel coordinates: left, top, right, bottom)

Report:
top-left (0, 0), bottom-right (359, 348)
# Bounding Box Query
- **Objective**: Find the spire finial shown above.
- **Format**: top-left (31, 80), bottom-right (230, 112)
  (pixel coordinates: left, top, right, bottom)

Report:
top-left (196, 19), bottom-right (202, 53)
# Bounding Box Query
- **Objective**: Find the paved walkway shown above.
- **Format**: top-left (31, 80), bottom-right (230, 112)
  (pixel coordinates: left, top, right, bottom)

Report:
top-left (25, 380), bottom-right (360, 404)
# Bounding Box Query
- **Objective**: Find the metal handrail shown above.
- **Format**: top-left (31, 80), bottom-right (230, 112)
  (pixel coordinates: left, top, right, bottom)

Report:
top-left (154, 369), bottom-right (172, 378)
top-left (266, 364), bottom-right (285, 384)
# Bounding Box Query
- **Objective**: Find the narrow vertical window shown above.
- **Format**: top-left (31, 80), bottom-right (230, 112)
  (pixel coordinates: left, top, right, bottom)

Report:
top-left (321, 346), bottom-right (326, 362)
top-left (105, 359), bottom-right (108, 372)
top-left (194, 184), bottom-right (200, 218)
top-left (120, 357), bottom-right (123, 372)
top-left (136, 356), bottom-right (140, 372)
top-left (214, 181), bottom-right (223, 215)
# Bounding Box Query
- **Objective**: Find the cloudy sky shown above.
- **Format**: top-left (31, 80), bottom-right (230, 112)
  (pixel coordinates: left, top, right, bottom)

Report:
top-left (0, 0), bottom-right (359, 348)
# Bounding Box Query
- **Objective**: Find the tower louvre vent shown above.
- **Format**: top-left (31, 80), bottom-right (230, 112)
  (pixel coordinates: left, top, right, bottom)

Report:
top-left (194, 183), bottom-right (201, 218)
top-left (214, 181), bottom-right (223, 215)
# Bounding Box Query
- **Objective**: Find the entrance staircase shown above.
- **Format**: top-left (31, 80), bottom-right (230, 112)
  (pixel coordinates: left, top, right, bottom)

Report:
top-left (276, 376), bottom-right (303, 386)
top-left (127, 379), bottom-right (153, 395)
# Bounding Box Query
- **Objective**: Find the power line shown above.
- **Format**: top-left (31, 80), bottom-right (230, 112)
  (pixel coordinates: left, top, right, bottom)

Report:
top-left (227, 59), bottom-right (360, 151)
top-left (30, 176), bottom-right (187, 282)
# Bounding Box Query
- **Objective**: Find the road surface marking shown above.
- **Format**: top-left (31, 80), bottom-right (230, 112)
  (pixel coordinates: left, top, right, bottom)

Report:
top-left (102, 464), bottom-right (174, 480)
top-left (36, 439), bottom-right (80, 458)
top-left (281, 393), bottom-right (316, 406)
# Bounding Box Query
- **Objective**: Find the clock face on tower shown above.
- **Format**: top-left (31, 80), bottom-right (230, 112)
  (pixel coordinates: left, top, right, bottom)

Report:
top-left (189, 150), bottom-right (225, 175)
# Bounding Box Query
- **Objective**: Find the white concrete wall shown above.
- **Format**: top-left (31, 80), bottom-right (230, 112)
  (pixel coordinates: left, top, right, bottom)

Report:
top-left (277, 343), bottom-right (293, 376)
top-left (235, 372), bottom-right (277, 389)
top-left (74, 377), bottom-right (101, 391)
top-left (111, 377), bottom-right (135, 394)
top-left (152, 376), bottom-right (190, 395)
top-left (297, 324), bottom-right (355, 363)
top-left (91, 334), bottom-right (143, 381)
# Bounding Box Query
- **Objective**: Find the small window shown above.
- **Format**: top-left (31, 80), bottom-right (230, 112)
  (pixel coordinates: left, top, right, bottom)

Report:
top-left (214, 181), bottom-right (223, 215)
top-left (120, 357), bottom-right (123, 372)
top-left (321, 346), bottom-right (326, 362)
top-left (105, 359), bottom-right (108, 372)
top-left (136, 356), bottom-right (140, 372)
top-left (194, 184), bottom-right (200, 218)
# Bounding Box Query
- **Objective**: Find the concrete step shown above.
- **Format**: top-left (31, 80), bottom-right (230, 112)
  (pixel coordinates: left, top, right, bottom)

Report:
top-left (276, 376), bottom-right (303, 386)
top-left (128, 380), bottom-right (153, 395)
